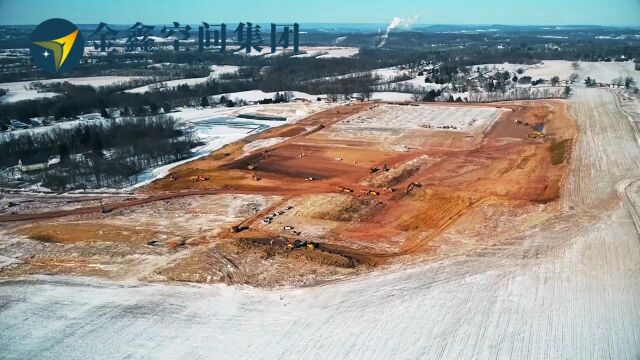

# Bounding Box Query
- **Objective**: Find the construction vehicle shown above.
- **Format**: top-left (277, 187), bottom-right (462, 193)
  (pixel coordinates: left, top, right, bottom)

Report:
top-left (369, 167), bottom-right (380, 174)
top-left (188, 175), bottom-right (209, 182)
top-left (338, 186), bottom-right (354, 193)
top-left (527, 131), bottom-right (545, 139)
top-left (406, 182), bottom-right (423, 194)
top-left (362, 189), bottom-right (380, 196)
top-left (287, 240), bottom-right (320, 250)
top-left (230, 225), bottom-right (248, 233)
top-left (99, 200), bottom-right (113, 214)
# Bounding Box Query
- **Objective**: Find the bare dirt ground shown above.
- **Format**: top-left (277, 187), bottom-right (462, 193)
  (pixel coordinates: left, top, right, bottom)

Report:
top-left (0, 100), bottom-right (575, 287)
top-left (1, 88), bottom-right (640, 359)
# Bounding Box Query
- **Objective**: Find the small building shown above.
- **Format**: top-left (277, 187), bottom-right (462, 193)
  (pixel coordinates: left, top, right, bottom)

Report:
top-left (18, 151), bottom-right (49, 172)
top-left (9, 119), bottom-right (30, 130)
top-left (29, 117), bottom-right (43, 127)
top-left (293, 97), bottom-right (311, 103)
top-left (79, 113), bottom-right (102, 121)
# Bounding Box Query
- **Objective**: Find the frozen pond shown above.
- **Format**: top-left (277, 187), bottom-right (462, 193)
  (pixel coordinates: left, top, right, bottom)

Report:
top-left (192, 116), bottom-right (270, 136)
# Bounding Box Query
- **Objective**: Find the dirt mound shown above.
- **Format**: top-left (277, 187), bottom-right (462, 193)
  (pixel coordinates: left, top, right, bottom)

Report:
top-left (290, 193), bottom-right (383, 222)
top-left (17, 222), bottom-right (166, 245)
top-left (392, 188), bottom-right (476, 232)
top-left (361, 155), bottom-right (430, 188)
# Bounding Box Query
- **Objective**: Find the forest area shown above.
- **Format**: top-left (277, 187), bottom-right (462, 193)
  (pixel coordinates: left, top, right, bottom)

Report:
top-left (0, 116), bottom-right (200, 191)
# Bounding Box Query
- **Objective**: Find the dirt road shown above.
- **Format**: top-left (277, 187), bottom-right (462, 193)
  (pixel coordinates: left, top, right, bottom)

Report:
top-left (1, 88), bottom-right (640, 359)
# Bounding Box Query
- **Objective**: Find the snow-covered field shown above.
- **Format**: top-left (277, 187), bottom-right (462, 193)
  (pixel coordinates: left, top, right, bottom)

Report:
top-left (0, 117), bottom-right (110, 140)
top-left (337, 103), bottom-right (504, 133)
top-left (307, 66), bottom-right (410, 84)
top-left (577, 61), bottom-right (640, 83)
top-left (211, 89), bottom-right (319, 103)
top-left (217, 46), bottom-right (359, 58)
top-left (293, 46), bottom-right (359, 58)
top-left (370, 91), bottom-right (415, 102)
top-left (0, 76), bottom-right (146, 103)
top-left (477, 60), bottom-right (640, 83)
top-left (394, 75), bottom-right (444, 91)
top-left (125, 65), bottom-right (240, 94)
top-left (1, 88), bottom-right (640, 360)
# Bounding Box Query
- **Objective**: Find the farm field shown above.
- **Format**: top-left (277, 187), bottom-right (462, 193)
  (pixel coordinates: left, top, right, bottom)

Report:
top-left (2, 88), bottom-right (640, 359)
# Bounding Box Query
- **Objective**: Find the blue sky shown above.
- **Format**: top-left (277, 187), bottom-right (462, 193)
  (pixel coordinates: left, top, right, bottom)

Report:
top-left (1, 0), bottom-right (639, 26)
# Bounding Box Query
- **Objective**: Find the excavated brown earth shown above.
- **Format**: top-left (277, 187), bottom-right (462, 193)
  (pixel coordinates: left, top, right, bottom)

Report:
top-left (0, 100), bottom-right (576, 287)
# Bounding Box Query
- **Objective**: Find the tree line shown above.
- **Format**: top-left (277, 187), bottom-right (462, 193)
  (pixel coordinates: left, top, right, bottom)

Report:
top-left (0, 116), bottom-right (201, 190)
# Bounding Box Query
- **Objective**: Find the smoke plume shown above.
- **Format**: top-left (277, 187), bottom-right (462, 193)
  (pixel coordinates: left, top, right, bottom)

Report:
top-left (378, 16), bottom-right (418, 48)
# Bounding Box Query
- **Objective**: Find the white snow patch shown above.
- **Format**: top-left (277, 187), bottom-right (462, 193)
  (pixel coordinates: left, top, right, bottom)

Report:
top-left (0, 76), bottom-right (146, 103)
top-left (243, 137), bottom-right (288, 155)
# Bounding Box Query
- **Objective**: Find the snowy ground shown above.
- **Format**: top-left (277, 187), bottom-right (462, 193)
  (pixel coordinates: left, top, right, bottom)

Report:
top-left (369, 92), bottom-right (414, 102)
top-left (1, 88), bottom-right (640, 359)
top-left (242, 137), bottom-right (288, 155)
top-left (291, 46), bottom-right (359, 58)
top-left (307, 66), bottom-right (411, 84)
top-left (125, 65), bottom-right (240, 94)
top-left (211, 89), bottom-right (320, 103)
top-left (337, 103), bottom-right (504, 132)
top-left (214, 46), bottom-right (359, 58)
top-left (476, 60), bottom-right (640, 83)
top-left (0, 76), bottom-right (147, 103)
top-left (0, 117), bottom-right (113, 140)
top-left (393, 75), bottom-right (444, 91)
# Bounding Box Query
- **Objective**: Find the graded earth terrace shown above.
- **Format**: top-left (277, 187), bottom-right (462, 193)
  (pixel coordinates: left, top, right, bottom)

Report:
top-left (0, 100), bottom-right (575, 286)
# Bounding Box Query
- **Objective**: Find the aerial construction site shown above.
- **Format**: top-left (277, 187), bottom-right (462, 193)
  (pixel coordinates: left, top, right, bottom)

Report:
top-left (2, 2), bottom-right (640, 358)
top-left (0, 100), bottom-right (576, 286)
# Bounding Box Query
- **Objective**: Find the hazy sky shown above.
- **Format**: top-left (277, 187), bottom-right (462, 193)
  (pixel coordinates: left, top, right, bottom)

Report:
top-left (1, 0), bottom-right (639, 26)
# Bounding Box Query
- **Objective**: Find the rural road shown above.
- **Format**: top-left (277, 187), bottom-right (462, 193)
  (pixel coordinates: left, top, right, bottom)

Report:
top-left (1, 88), bottom-right (640, 359)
